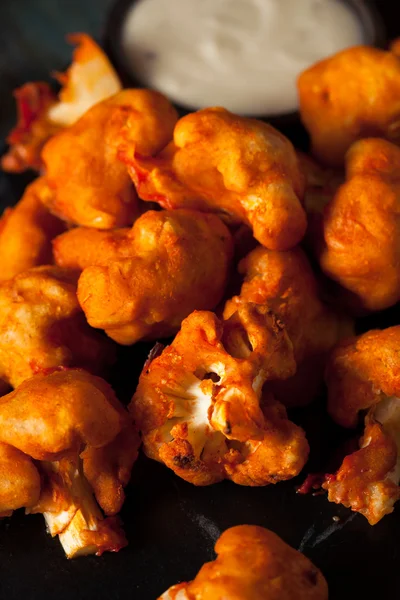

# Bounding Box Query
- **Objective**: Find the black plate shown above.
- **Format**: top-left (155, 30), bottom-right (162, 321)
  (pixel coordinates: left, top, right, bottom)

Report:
top-left (1, 2), bottom-right (400, 599)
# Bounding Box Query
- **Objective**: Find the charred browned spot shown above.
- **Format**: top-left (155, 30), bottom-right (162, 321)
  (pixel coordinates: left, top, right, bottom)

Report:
top-left (320, 89), bottom-right (330, 103)
top-left (203, 372), bottom-right (221, 383)
top-left (267, 310), bottom-right (285, 334)
top-left (173, 455), bottom-right (193, 468)
top-left (304, 569), bottom-right (319, 586)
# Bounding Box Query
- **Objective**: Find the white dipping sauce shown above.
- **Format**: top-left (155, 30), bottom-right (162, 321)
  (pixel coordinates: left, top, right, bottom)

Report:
top-left (122, 0), bottom-right (365, 116)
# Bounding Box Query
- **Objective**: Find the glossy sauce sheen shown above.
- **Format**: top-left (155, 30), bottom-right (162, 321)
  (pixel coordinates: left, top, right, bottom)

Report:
top-left (122, 0), bottom-right (365, 116)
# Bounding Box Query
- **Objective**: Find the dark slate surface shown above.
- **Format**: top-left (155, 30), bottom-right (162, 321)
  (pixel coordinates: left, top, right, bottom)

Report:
top-left (0, 1), bottom-right (400, 599)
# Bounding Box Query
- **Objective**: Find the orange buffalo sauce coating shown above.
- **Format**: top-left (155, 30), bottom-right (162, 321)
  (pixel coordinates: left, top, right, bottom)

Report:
top-left (121, 107), bottom-right (306, 250)
top-left (54, 209), bottom-right (233, 345)
top-left (314, 138), bottom-right (400, 313)
top-left (0, 369), bottom-right (139, 557)
top-left (0, 177), bottom-right (65, 281)
top-left (42, 89), bottom-right (177, 229)
top-left (298, 42), bottom-right (400, 167)
top-left (159, 525), bottom-right (328, 599)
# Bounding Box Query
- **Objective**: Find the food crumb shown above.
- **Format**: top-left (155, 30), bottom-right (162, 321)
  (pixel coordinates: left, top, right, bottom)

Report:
top-left (332, 516), bottom-right (340, 522)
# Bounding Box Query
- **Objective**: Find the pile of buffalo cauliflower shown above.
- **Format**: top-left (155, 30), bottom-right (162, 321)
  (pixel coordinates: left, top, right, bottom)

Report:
top-left (3, 30), bottom-right (400, 597)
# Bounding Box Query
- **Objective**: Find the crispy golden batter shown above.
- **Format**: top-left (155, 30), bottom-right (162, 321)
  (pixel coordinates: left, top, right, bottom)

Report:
top-left (53, 226), bottom-right (131, 271)
top-left (324, 326), bottom-right (400, 523)
top-left (0, 177), bottom-right (65, 281)
top-left (42, 89), bottom-right (178, 229)
top-left (159, 525), bottom-right (328, 600)
top-left (0, 266), bottom-right (115, 388)
top-left (315, 138), bottom-right (400, 313)
top-left (323, 419), bottom-right (400, 525)
top-left (0, 442), bottom-right (41, 517)
top-left (121, 107), bottom-right (306, 250)
top-left (0, 369), bottom-right (139, 556)
top-left (1, 82), bottom-right (60, 173)
top-left (326, 326), bottom-right (400, 428)
top-left (224, 246), bottom-right (352, 406)
top-left (47, 33), bottom-right (121, 127)
top-left (82, 425), bottom-right (139, 516)
top-left (298, 42), bottom-right (400, 167)
top-left (1, 35), bottom-right (122, 173)
top-left (58, 210), bottom-right (233, 345)
top-left (131, 305), bottom-right (309, 486)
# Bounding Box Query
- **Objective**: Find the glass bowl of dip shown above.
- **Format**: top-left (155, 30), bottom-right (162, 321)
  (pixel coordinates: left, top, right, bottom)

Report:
top-left (103, 0), bottom-right (385, 131)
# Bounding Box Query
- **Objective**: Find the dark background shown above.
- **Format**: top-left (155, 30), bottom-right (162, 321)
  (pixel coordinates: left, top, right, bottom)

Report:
top-left (1, 1), bottom-right (400, 599)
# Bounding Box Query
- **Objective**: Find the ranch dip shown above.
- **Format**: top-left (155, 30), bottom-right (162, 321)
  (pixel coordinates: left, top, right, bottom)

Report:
top-left (122, 0), bottom-right (365, 115)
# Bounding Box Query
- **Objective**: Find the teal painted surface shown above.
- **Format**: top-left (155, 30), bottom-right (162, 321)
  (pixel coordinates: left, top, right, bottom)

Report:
top-left (0, 0), bottom-right (114, 138)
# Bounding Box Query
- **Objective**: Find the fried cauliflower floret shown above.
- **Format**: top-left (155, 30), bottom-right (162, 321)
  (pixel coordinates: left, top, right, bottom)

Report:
top-left (224, 246), bottom-right (352, 407)
top-left (0, 369), bottom-right (139, 557)
top-left (326, 327), bottom-right (400, 428)
top-left (323, 326), bottom-right (400, 524)
top-left (159, 525), bottom-right (328, 600)
top-left (42, 89), bottom-right (178, 229)
top-left (1, 82), bottom-right (60, 173)
top-left (0, 177), bottom-right (65, 281)
top-left (0, 266), bottom-right (115, 388)
top-left (298, 42), bottom-right (400, 167)
top-left (315, 138), bottom-right (400, 313)
top-left (1, 35), bottom-right (122, 174)
top-left (59, 209), bottom-right (233, 345)
top-left (131, 305), bottom-right (309, 486)
top-left (47, 33), bottom-right (121, 127)
top-left (121, 107), bottom-right (306, 250)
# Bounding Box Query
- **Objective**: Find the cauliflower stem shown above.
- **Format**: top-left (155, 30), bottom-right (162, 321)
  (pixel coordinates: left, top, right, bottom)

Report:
top-left (34, 458), bottom-right (127, 558)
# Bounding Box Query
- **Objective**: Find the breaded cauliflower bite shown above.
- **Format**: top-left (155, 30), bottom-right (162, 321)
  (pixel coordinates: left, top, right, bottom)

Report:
top-left (0, 266), bottom-right (115, 388)
top-left (298, 42), bottom-right (400, 167)
top-left (0, 177), bottom-right (65, 281)
top-left (0, 369), bottom-right (139, 557)
top-left (1, 34), bottom-right (121, 173)
top-left (121, 107), bottom-right (306, 251)
top-left (315, 138), bottom-right (400, 313)
top-left (131, 305), bottom-right (309, 486)
top-left (323, 326), bottom-right (400, 524)
top-left (159, 525), bottom-right (328, 600)
top-left (54, 209), bottom-right (233, 345)
top-left (224, 246), bottom-right (352, 407)
top-left (42, 88), bottom-right (178, 229)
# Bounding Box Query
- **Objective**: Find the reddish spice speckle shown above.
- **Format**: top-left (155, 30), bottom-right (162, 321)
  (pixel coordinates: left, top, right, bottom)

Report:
top-left (28, 362), bottom-right (72, 376)
top-left (297, 473), bottom-right (327, 495)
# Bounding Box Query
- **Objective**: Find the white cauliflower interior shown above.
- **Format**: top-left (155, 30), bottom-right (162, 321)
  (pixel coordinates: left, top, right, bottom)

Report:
top-left (159, 364), bottom-right (228, 459)
top-left (35, 459), bottom-right (111, 558)
top-left (159, 588), bottom-right (190, 600)
top-left (361, 395), bottom-right (400, 519)
top-left (48, 54), bottom-right (121, 127)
